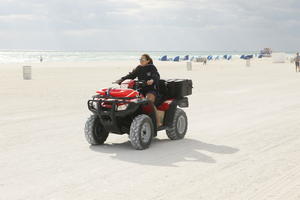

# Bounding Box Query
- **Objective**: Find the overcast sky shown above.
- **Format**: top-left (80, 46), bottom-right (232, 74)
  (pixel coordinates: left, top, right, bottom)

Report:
top-left (0, 0), bottom-right (299, 51)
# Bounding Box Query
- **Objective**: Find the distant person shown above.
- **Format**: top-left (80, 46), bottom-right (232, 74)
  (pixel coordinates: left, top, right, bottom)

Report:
top-left (40, 56), bottom-right (43, 63)
top-left (295, 52), bottom-right (300, 72)
top-left (203, 58), bottom-right (207, 65)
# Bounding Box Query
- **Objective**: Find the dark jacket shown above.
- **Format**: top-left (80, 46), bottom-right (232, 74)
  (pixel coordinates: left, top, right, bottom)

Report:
top-left (121, 64), bottom-right (160, 93)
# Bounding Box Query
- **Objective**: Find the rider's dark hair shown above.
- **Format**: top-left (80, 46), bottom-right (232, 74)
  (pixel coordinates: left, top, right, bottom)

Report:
top-left (142, 54), bottom-right (153, 65)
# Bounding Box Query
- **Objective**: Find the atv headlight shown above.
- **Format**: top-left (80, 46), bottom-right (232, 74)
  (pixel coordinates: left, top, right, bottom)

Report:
top-left (92, 101), bottom-right (98, 109)
top-left (117, 104), bottom-right (128, 111)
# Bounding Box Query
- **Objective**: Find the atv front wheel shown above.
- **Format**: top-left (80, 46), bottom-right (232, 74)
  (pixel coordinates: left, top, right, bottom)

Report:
top-left (166, 108), bottom-right (188, 140)
top-left (84, 115), bottom-right (109, 145)
top-left (129, 114), bottom-right (154, 150)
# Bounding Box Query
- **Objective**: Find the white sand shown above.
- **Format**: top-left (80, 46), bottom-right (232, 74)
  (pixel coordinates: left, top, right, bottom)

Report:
top-left (1, 58), bottom-right (300, 200)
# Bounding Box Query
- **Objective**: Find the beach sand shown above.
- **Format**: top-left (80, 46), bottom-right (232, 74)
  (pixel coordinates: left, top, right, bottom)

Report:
top-left (1, 58), bottom-right (300, 200)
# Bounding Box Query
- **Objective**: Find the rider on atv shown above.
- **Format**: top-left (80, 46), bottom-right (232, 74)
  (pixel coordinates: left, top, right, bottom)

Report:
top-left (115, 54), bottom-right (162, 127)
top-left (85, 54), bottom-right (192, 149)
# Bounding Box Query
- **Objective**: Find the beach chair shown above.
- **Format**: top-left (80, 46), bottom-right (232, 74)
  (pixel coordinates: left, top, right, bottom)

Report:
top-left (227, 55), bottom-right (232, 60)
top-left (223, 55), bottom-right (228, 59)
top-left (240, 55), bottom-right (245, 59)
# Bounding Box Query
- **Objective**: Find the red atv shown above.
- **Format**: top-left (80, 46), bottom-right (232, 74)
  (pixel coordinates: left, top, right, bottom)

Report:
top-left (85, 79), bottom-right (193, 150)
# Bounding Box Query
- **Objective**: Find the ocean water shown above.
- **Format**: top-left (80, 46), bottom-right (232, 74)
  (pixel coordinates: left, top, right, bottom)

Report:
top-left (0, 50), bottom-right (294, 64)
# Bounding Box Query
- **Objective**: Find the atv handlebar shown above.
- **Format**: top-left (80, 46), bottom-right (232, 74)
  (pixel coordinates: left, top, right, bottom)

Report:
top-left (112, 79), bottom-right (147, 89)
top-left (134, 80), bottom-right (147, 88)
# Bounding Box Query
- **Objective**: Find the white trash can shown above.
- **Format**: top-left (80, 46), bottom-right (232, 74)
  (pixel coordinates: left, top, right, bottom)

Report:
top-left (246, 59), bottom-right (251, 67)
top-left (23, 66), bottom-right (32, 80)
top-left (187, 62), bottom-right (192, 71)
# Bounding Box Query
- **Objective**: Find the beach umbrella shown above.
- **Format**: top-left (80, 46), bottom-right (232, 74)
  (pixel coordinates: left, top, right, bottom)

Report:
top-left (159, 55), bottom-right (168, 61)
top-left (173, 56), bottom-right (180, 62)
top-left (183, 55), bottom-right (189, 61)
top-left (247, 55), bottom-right (254, 59)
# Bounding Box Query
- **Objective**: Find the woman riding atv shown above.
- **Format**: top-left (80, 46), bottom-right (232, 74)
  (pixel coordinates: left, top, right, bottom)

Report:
top-left (115, 54), bottom-right (162, 127)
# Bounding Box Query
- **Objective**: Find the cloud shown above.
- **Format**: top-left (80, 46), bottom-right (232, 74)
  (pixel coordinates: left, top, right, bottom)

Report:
top-left (0, 14), bottom-right (36, 22)
top-left (0, 0), bottom-right (299, 51)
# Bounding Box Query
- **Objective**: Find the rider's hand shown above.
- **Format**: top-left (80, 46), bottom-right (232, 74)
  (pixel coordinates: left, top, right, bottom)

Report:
top-left (147, 79), bottom-right (154, 85)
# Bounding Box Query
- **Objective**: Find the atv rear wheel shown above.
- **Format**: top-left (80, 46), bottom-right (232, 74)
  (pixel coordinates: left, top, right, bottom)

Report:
top-left (166, 108), bottom-right (188, 140)
top-left (85, 115), bottom-right (109, 145)
top-left (129, 114), bottom-right (154, 150)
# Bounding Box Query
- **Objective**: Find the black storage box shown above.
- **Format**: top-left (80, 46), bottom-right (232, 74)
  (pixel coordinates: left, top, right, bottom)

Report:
top-left (164, 79), bottom-right (193, 99)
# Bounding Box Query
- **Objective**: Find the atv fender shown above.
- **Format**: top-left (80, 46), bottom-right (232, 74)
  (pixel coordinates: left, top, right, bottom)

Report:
top-left (163, 100), bottom-right (178, 127)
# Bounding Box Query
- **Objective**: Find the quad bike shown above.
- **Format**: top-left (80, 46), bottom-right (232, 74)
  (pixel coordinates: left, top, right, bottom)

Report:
top-left (85, 79), bottom-right (193, 150)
